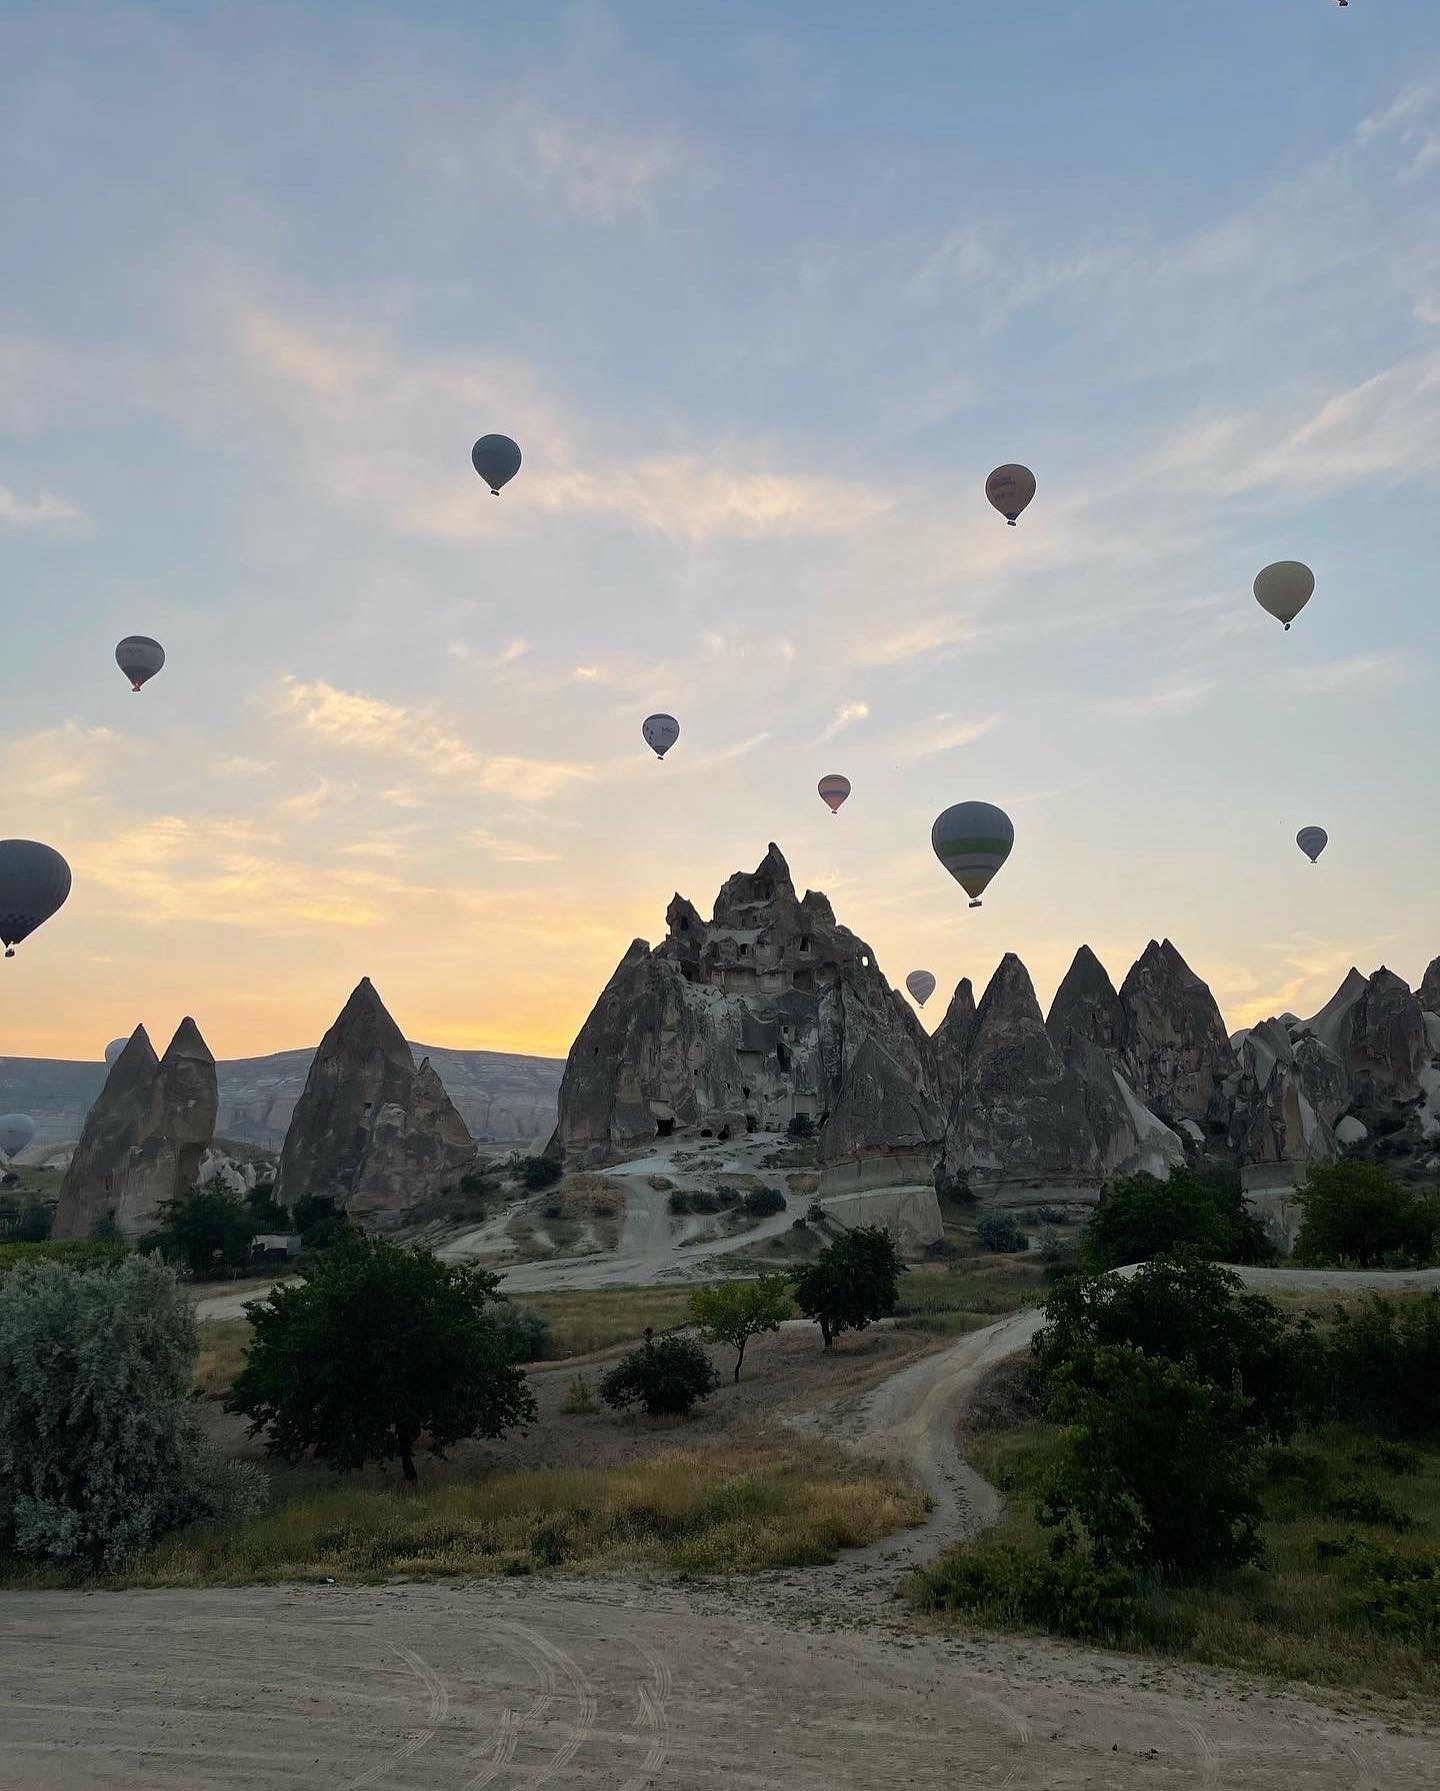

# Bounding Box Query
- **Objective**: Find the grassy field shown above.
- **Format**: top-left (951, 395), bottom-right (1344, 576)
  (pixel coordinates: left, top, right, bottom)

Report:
top-left (914, 1413), bottom-right (1440, 1705)
top-left (1, 1440), bottom-right (926, 1589)
top-left (890, 1249), bottom-right (1050, 1337)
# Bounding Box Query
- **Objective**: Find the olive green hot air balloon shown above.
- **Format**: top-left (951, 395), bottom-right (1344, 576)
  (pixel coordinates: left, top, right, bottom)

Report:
top-left (931, 802), bottom-right (1014, 908)
top-left (1254, 561), bottom-right (1314, 631)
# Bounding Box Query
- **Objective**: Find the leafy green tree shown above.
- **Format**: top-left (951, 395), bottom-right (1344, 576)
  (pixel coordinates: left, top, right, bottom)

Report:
top-left (1317, 1293), bottom-right (1440, 1439)
top-left (1081, 1166), bottom-right (1273, 1272)
top-left (976, 1212), bottom-right (1027, 1253)
top-left (689, 1274), bottom-right (792, 1381)
top-left (1040, 1343), bottom-right (1264, 1582)
top-left (229, 1234), bottom-right (536, 1482)
top-left (244, 1182), bottom-right (290, 1233)
top-left (289, 1194), bottom-right (353, 1251)
top-left (1034, 1254), bottom-right (1302, 1442)
top-left (150, 1181), bottom-right (253, 1277)
top-left (88, 1213), bottom-right (124, 1246)
top-left (599, 1330), bottom-right (719, 1416)
top-left (509, 1153), bottom-right (563, 1191)
top-left (792, 1225), bottom-right (905, 1350)
top-left (1293, 1161), bottom-right (1440, 1268)
top-left (0, 1255), bottom-right (263, 1567)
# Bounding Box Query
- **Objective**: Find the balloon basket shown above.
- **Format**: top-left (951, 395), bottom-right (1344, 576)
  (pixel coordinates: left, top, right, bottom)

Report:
top-left (968, 899), bottom-right (981, 909)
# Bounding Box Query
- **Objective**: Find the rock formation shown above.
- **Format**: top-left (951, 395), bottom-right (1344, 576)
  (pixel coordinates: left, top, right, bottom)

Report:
top-left (273, 979), bottom-right (474, 1227)
top-left (1421, 955), bottom-right (1440, 1017)
top-left (1335, 968), bottom-right (1427, 1111)
top-left (1047, 945), bottom-right (1128, 1062)
top-left (52, 1019), bottom-right (217, 1241)
top-left (932, 977), bottom-right (975, 1107)
top-left (552, 844), bottom-right (940, 1162)
top-left (818, 1035), bottom-right (946, 1193)
top-left (1118, 939), bottom-right (1233, 1136)
top-left (944, 954), bottom-right (1102, 1196)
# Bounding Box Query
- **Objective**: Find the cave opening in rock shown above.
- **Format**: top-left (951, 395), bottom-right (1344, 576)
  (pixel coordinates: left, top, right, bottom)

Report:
top-left (655, 1116), bottom-right (675, 1138)
top-left (776, 1041), bottom-right (790, 1070)
top-left (745, 1114), bottom-right (757, 1133)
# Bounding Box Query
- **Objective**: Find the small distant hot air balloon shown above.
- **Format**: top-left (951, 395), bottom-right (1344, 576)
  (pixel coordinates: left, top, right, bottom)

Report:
top-left (642, 713), bottom-right (680, 760)
top-left (985, 464), bottom-right (1036, 526)
top-left (0, 840), bottom-right (72, 957)
top-left (116, 635), bottom-right (165, 692)
top-left (931, 801), bottom-right (1014, 908)
top-left (1297, 826), bottom-right (1328, 865)
top-left (104, 1037), bottom-right (128, 1067)
top-left (818, 774), bottom-right (851, 815)
top-left (471, 434), bottom-right (522, 495)
top-left (1254, 562), bottom-right (1314, 632)
top-left (905, 970), bottom-right (937, 1008)
top-left (0, 1113), bottom-right (35, 1160)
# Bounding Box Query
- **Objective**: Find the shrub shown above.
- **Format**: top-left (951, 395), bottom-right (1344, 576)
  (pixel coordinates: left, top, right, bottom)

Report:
top-left (805, 1199), bottom-right (827, 1223)
top-left (0, 1239), bottom-right (127, 1275)
top-left (1040, 1344), bottom-right (1264, 1581)
top-left (688, 1274), bottom-right (792, 1381)
top-left (786, 1113), bottom-right (815, 1140)
top-left (147, 1180), bottom-right (254, 1277)
top-left (975, 1212), bottom-right (1028, 1254)
top-left (244, 1184), bottom-right (290, 1233)
top-left (88, 1213), bottom-right (124, 1246)
top-left (599, 1332), bottom-right (719, 1417)
top-left (493, 1302), bottom-right (553, 1363)
top-left (1081, 1166), bottom-right (1273, 1272)
top-left (563, 1374), bottom-right (597, 1414)
top-left (511, 1154), bottom-right (563, 1192)
top-left (1034, 1254), bottom-right (1304, 1443)
top-left (8, 1202), bottom-right (54, 1244)
top-left (1315, 1294), bottom-right (1440, 1439)
top-left (0, 1255), bottom-right (264, 1568)
top-left (229, 1234), bottom-right (536, 1482)
top-left (1325, 1487), bottom-right (1412, 1531)
top-left (792, 1225), bottom-right (905, 1350)
top-left (742, 1186), bottom-right (787, 1218)
top-left (459, 1166), bottom-right (496, 1196)
top-left (916, 1542), bottom-right (1139, 1640)
top-left (1293, 1162), bottom-right (1440, 1268)
top-left (667, 1190), bottom-right (692, 1216)
top-left (1345, 1544), bottom-right (1440, 1644)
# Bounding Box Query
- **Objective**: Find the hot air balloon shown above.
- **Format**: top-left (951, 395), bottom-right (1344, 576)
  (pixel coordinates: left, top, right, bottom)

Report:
top-left (642, 713), bottom-right (680, 760)
top-left (115, 635), bottom-right (165, 692)
top-left (0, 1114), bottom-right (35, 1160)
top-left (818, 774), bottom-right (851, 815)
top-left (1254, 562), bottom-right (1314, 632)
top-left (471, 434), bottom-right (522, 495)
top-left (985, 464), bottom-right (1036, 526)
top-left (104, 1038), bottom-right (128, 1067)
top-left (905, 970), bottom-right (937, 1008)
top-left (931, 801), bottom-right (1014, 908)
top-left (1297, 826), bottom-right (1328, 864)
top-left (0, 840), bottom-right (72, 957)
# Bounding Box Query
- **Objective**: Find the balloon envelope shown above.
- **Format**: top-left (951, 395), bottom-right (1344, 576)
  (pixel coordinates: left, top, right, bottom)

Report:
top-left (471, 434), bottom-right (522, 494)
top-left (1297, 826), bottom-right (1328, 864)
top-left (0, 840), bottom-right (72, 956)
top-left (642, 713), bottom-right (680, 759)
top-left (115, 635), bottom-right (165, 692)
top-left (104, 1037), bottom-right (128, 1067)
top-left (817, 774), bottom-right (851, 814)
top-left (905, 970), bottom-right (937, 1008)
top-left (0, 1113), bottom-right (35, 1159)
top-left (931, 802), bottom-right (1014, 907)
top-left (1254, 561), bottom-right (1314, 630)
top-left (985, 464), bottom-right (1036, 525)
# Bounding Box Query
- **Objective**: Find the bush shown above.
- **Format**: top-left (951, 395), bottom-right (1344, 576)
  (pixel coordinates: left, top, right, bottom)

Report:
top-left (564, 1374), bottom-right (597, 1414)
top-left (792, 1225), bottom-right (905, 1350)
top-left (1315, 1294), bottom-right (1440, 1439)
top-left (511, 1154), bottom-right (563, 1192)
top-left (742, 1186), bottom-right (787, 1218)
top-left (1034, 1255), bottom-right (1303, 1443)
top-left (493, 1302), bottom-right (553, 1363)
top-left (805, 1199), bottom-right (827, 1223)
top-left (1040, 1344), bottom-right (1264, 1581)
top-left (147, 1181), bottom-right (254, 1277)
top-left (976, 1212), bottom-right (1028, 1254)
top-left (688, 1274), bottom-right (792, 1381)
top-left (1081, 1166), bottom-right (1273, 1272)
top-left (1344, 1544), bottom-right (1440, 1644)
top-left (229, 1234), bottom-right (536, 1482)
top-left (245, 1184), bottom-right (290, 1234)
top-left (1325, 1487), bottom-right (1412, 1531)
top-left (0, 1255), bottom-right (264, 1568)
top-left (917, 1542), bottom-right (1139, 1639)
top-left (289, 1195), bottom-right (352, 1253)
top-left (459, 1166), bottom-right (496, 1196)
top-left (786, 1113), bottom-right (815, 1140)
top-left (1293, 1162), bottom-right (1440, 1268)
top-left (3, 1202), bottom-right (55, 1244)
top-left (0, 1239), bottom-right (127, 1275)
top-left (667, 1190), bottom-right (692, 1216)
top-left (599, 1332), bottom-right (719, 1417)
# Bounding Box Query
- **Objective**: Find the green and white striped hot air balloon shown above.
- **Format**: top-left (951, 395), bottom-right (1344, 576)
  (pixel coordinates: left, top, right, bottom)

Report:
top-left (931, 801), bottom-right (1014, 908)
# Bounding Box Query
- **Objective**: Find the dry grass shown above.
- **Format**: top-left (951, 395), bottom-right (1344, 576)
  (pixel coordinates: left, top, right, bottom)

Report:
top-left (891, 1249), bottom-right (1049, 1337)
top-left (522, 1284), bottom-right (698, 1359)
top-left (193, 1318), bottom-right (252, 1398)
top-left (15, 1441), bottom-right (926, 1588)
top-left (505, 1176), bottom-right (624, 1262)
top-left (920, 1416), bottom-right (1440, 1707)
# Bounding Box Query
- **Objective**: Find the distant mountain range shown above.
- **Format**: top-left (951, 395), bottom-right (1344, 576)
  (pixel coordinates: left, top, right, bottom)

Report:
top-left (0, 1044), bottom-right (564, 1156)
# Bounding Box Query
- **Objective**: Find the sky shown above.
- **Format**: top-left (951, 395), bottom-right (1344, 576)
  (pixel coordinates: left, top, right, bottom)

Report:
top-left (2, 0), bottom-right (1438, 1063)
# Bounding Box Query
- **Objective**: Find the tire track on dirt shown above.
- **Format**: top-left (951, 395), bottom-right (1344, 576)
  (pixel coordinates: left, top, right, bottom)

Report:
top-left (339, 1644), bottom-right (449, 1790)
top-left (461, 1626), bottom-right (555, 1791)
top-left (620, 1640), bottom-right (673, 1791)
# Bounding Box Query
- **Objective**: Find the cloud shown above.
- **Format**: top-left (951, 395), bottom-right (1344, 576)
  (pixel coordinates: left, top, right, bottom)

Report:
top-left (446, 637), bottom-right (530, 671)
top-left (278, 677), bottom-right (595, 803)
top-left (908, 713), bottom-right (1000, 756)
top-left (1100, 679), bottom-right (1216, 720)
top-left (470, 828), bottom-right (562, 865)
top-left (811, 700), bottom-right (869, 745)
top-left (0, 484), bottom-right (90, 531)
top-left (1270, 652), bottom-right (1416, 698)
top-left (213, 754), bottom-right (276, 778)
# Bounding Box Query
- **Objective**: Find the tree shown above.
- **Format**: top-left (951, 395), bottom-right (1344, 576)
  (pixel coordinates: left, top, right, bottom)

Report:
top-left (786, 1112), bottom-right (815, 1140)
top-left (228, 1234), bottom-right (536, 1483)
top-left (1317, 1293), bottom-right (1440, 1439)
top-left (1293, 1161), bottom-right (1440, 1268)
top-left (510, 1153), bottom-right (563, 1191)
top-left (976, 1212), bottom-right (1027, 1254)
top-left (1040, 1343), bottom-right (1264, 1582)
top-left (689, 1274), bottom-right (792, 1381)
top-left (149, 1180), bottom-right (253, 1277)
top-left (1081, 1166), bottom-right (1273, 1272)
top-left (792, 1225), bottom-right (905, 1349)
top-left (599, 1330), bottom-right (719, 1416)
top-left (244, 1181), bottom-right (290, 1234)
top-left (1034, 1254), bottom-right (1302, 1442)
top-left (0, 1255), bottom-right (262, 1567)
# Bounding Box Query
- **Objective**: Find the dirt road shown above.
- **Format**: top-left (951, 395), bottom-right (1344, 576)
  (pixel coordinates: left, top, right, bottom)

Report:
top-left (3, 1577), bottom-right (1433, 1790)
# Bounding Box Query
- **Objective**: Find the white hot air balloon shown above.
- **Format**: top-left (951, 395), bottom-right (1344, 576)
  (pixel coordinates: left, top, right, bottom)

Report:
top-left (931, 801), bottom-right (1015, 908)
top-left (1254, 562), bottom-right (1314, 632)
top-left (1296, 826), bottom-right (1328, 865)
top-left (817, 774), bottom-right (851, 815)
top-left (0, 1113), bottom-right (35, 1160)
top-left (985, 464), bottom-right (1036, 526)
top-left (642, 713), bottom-right (680, 760)
top-left (905, 970), bottom-right (937, 1008)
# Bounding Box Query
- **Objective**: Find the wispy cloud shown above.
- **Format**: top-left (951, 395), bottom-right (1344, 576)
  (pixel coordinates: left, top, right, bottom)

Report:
top-left (1100, 679), bottom-right (1216, 720)
top-left (811, 700), bottom-right (869, 745)
top-left (447, 637), bottom-right (530, 671)
top-left (1271, 652), bottom-right (1416, 697)
top-left (908, 713), bottom-right (1000, 756)
top-left (470, 828), bottom-right (562, 865)
top-left (0, 484), bottom-right (89, 531)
